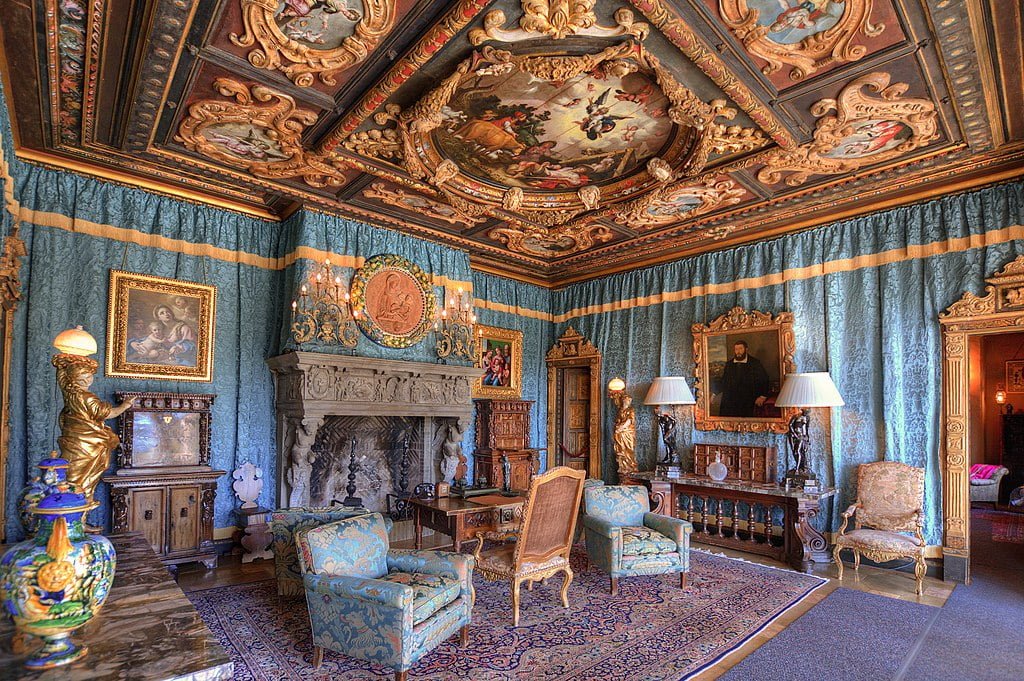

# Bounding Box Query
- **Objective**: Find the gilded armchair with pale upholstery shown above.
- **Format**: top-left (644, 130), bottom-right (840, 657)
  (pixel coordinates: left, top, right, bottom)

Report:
top-left (295, 513), bottom-right (474, 681)
top-left (582, 485), bottom-right (691, 595)
top-left (269, 505), bottom-right (373, 596)
top-left (473, 466), bottom-right (586, 626)
top-left (834, 461), bottom-right (927, 595)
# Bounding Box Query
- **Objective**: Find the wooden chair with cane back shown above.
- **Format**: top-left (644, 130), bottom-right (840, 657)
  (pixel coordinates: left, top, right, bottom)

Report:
top-left (472, 466), bottom-right (586, 626)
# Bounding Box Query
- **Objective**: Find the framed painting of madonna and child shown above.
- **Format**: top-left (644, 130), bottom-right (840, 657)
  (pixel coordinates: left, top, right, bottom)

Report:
top-left (106, 270), bottom-right (217, 381)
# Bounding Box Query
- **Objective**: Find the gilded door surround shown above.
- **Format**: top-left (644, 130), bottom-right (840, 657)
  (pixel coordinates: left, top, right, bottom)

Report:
top-left (939, 254), bottom-right (1024, 583)
top-left (546, 327), bottom-right (602, 478)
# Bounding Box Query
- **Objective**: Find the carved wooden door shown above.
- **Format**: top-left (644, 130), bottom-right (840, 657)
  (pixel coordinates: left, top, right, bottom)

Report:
top-left (560, 367), bottom-right (591, 471)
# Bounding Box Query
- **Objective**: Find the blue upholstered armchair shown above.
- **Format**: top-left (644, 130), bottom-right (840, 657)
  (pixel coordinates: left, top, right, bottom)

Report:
top-left (582, 485), bottom-right (692, 595)
top-left (295, 513), bottom-right (474, 681)
top-left (270, 505), bottom-right (373, 596)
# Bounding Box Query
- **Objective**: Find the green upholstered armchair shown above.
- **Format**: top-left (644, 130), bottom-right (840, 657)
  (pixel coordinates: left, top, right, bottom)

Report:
top-left (269, 505), bottom-right (374, 596)
top-left (295, 513), bottom-right (474, 681)
top-left (582, 485), bottom-right (692, 595)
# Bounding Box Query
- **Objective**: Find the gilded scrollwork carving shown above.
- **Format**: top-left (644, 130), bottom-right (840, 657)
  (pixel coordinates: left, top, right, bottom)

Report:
top-left (229, 0), bottom-right (395, 87)
top-left (756, 72), bottom-right (938, 187)
top-left (468, 1), bottom-right (649, 44)
top-left (174, 78), bottom-right (351, 188)
top-left (362, 182), bottom-right (485, 226)
top-left (614, 176), bottom-right (747, 230)
top-left (720, 0), bottom-right (884, 82)
top-left (488, 221), bottom-right (613, 257)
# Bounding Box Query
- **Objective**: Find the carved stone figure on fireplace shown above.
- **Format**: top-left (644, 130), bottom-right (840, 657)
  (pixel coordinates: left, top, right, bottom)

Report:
top-left (440, 423), bottom-right (463, 484)
top-left (287, 418), bottom-right (321, 507)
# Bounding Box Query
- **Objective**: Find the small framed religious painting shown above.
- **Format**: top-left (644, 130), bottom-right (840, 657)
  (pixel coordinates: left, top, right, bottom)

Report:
top-left (473, 325), bottom-right (523, 399)
top-left (114, 392), bottom-right (215, 473)
top-left (106, 270), bottom-right (216, 381)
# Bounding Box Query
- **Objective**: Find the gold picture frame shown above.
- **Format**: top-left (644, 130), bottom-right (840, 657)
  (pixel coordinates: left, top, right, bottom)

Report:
top-left (473, 325), bottom-right (523, 399)
top-left (1007, 360), bottom-right (1024, 393)
top-left (692, 307), bottom-right (796, 433)
top-left (106, 270), bottom-right (216, 381)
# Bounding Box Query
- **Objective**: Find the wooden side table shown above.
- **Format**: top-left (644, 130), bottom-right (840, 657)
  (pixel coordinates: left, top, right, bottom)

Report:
top-left (411, 494), bottom-right (525, 552)
top-left (626, 472), bottom-right (836, 573)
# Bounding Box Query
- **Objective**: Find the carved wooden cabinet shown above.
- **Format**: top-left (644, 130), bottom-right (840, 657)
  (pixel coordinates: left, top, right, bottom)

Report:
top-left (693, 444), bottom-right (778, 483)
top-left (103, 391), bottom-right (223, 570)
top-left (473, 399), bottom-right (540, 491)
top-left (105, 471), bottom-right (224, 569)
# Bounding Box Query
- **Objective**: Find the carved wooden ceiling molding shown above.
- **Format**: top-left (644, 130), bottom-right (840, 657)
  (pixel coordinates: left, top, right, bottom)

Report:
top-left (7, 0), bottom-right (1019, 285)
top-left (174, 78), bottom-right (352, 188)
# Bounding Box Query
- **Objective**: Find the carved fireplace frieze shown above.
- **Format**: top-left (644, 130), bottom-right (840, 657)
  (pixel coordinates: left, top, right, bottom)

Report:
top-left (267, 352), bottom-right (481, 508)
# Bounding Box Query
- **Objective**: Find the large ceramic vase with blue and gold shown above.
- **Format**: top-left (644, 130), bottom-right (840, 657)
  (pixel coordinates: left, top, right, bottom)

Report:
top-left (16, 456), bottom-right (77, 536)
top-left (0, 491), bottom-right (116, 669)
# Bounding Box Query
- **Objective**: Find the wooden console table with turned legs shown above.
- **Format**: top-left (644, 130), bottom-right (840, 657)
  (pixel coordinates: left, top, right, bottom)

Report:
top-left (626, 472), bottom-right (837, 573)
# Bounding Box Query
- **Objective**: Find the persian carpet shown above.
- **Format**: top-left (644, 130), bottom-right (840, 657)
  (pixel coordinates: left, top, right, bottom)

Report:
top-left (974, 508), bottom-right (1024, 544)
top-left (187, 549), bottom-right (824, 680)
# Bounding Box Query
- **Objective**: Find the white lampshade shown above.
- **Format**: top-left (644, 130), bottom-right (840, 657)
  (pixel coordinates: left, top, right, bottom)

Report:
top-left (644, 377), bottom-right (696, 406)
top-left (53, 325), bottom-right (97, 356)
top-left (775, 372), bottom-right (844, 408)
top-left (607, 377), bottom-right (626, 392)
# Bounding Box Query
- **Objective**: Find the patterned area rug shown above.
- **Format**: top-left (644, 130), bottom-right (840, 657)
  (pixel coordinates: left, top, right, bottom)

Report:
top-left (975, 508), bottom-right (1024, 544)
top-left (187, 549), bottom-right (824, 681)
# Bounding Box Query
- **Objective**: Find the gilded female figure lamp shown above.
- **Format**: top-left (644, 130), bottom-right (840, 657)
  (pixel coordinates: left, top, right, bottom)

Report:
top-left (644, 377), bottom-right (695, 475)
top-left (607, 378), bottom-right (637, 478)
top-left (52, 326), bottom-right (132, 527)
top-left (774, 372), bottom-right (844, 491)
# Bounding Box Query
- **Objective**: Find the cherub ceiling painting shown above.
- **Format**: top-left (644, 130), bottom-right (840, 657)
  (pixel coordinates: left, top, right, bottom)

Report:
top-left (433, 66), bottom-right (673, 191)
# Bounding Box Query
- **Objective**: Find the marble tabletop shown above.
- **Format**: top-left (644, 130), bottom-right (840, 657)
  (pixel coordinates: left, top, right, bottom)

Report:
top-left (630, 471), bottom-right (838, 499)
top-left (0, 532), bottom-right (233, 680)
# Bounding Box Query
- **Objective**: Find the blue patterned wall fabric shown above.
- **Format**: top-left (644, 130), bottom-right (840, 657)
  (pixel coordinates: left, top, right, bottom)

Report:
top-left (552, 182), bottom-right (1024, 544)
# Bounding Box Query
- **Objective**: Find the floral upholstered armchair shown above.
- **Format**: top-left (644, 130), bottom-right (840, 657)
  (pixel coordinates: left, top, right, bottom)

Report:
top-left (270, 506), bottom-right (374, 596)
top-left (295, 513), bottom-right (474, 681)
top-left (969, 464), bottom-right (1009, 504)
top-left (582, 485), bottom-right (692, 595)
top-left (834, 461), bottom-right (927, 595)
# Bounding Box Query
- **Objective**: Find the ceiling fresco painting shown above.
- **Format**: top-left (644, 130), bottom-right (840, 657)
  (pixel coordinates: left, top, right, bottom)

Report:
top-left (2, 0), bottom-right (1022, 285)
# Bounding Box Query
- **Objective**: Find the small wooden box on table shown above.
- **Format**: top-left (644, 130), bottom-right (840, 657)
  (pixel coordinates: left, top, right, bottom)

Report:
top-left (626, 472), bottom-right (836, 573)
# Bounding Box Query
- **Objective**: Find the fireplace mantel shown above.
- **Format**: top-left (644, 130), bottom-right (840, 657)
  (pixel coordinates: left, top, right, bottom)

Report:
top-left (266, 351), bottom-right (481, 507)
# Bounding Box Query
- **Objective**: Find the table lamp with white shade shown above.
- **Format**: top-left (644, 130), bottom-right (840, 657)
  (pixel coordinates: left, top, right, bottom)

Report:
top-left (644, 377), bottom-right (696, 470)
top-left (774, 372), bottom-right (844, 490)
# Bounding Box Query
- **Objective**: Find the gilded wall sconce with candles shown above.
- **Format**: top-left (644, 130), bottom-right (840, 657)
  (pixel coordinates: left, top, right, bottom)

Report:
top-left (290, 259), bottom-right (358, 348)
top-left (435, 286), bottom-right (478, 363)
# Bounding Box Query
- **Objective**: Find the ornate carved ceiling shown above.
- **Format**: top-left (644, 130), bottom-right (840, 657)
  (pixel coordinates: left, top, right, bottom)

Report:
top-left (2, 0), bottom-right (1022, 286)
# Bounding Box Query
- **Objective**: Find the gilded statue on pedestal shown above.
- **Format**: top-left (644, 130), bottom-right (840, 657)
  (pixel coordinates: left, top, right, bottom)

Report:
top-left (611, 393), bottom-right (637, 477)
top-left (52, 353), bottom-right (132, 518)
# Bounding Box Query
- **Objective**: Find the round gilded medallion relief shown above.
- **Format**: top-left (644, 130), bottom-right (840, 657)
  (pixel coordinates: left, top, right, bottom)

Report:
top-left (350, 254), bottom-right (436, 348)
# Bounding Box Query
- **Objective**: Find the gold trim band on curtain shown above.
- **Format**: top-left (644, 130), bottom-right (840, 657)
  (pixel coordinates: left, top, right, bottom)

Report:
top-left (553, 224), bottom-right (1024, 323)
top-left (3, 143), bottom-right (1022, 323)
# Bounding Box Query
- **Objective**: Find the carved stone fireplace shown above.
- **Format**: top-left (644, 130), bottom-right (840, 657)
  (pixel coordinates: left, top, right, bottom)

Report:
top-left (266, 352), bottom-right (480, 512)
